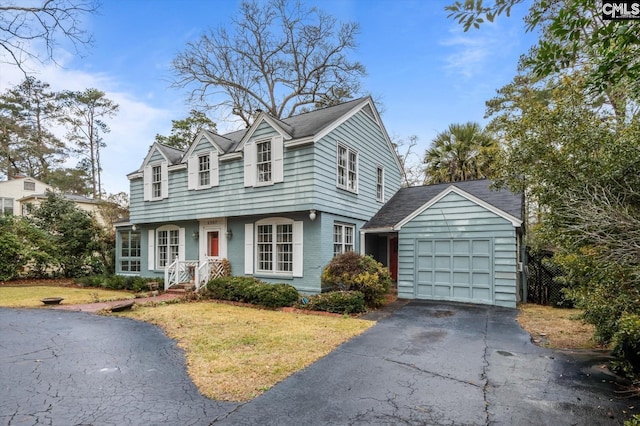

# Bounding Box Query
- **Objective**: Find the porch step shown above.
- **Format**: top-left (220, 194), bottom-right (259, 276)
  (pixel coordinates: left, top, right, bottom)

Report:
top-left (166, 282), bottom-right (195, 294)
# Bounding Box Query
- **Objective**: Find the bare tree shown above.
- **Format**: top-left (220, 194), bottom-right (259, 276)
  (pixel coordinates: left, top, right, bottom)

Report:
top-left (392, 134), bottom-right (424, 187)
top-left (172, 0), bottom-right (366, 127)
top-left (0, 0), bottom-right (98, 75)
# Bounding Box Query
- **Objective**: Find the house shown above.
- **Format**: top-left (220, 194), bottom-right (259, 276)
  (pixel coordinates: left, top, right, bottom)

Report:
top-left (361, 180), bottom-right (525, 308)
top-left (18, 192), bottom-right (111, 228)
top-left (0, 176), bottom-right (112, 227)
top-left (116, 97), bottom-right (403, 292)
top-left (0, 176), bottom-right (52, 216)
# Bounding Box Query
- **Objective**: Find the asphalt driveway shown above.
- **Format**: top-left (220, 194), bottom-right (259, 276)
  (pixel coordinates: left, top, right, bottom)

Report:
top-left (1, 302), bottom-right (637, 425)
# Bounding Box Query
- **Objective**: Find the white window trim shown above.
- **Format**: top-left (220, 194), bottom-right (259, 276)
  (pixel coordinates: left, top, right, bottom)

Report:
top-left (154, 225), bottom-right (185, 269)
top-left (244, 135), bottom-right (284, 188)
top-left (376, 165), bottom-right (385, 202)
top-left (188, 151), bottom-right (219, 190)
top-left (143, 161), bottom-right (169, 201)
top-left (247, 217), bottom-right (303, 278)
top-left (336, 143), bottom-right (358, 193)
top-left (333, 222), bottom-right (355, 256)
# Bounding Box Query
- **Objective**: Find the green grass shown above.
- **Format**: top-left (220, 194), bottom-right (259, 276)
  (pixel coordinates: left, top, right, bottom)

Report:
top-left (0, 286), bottom-right (135, 307)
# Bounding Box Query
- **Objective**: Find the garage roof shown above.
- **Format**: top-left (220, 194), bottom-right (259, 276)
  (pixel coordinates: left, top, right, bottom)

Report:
top-left (363, 179), bottom-right (524, 230)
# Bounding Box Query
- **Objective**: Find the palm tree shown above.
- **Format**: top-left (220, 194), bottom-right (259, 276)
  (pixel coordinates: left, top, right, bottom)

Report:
top-left (423, 122), bottom-right (498, 184)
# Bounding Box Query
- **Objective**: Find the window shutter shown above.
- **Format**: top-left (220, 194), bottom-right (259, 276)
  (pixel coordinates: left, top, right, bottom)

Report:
top-left (161, 162), bottom-right (169, 199)
top-left (211, 151), bottom-right (219, 187)
top-left (147, 229), bottom-right (155, 270)
top-left (244, 223), bottom-right (254, 274)
top-left (244, 143), bottom-right (255, 187)
top-left (187, 156), bottom-right (197, 190)
top-left (178, 228), bottom-right (185, 262)
top-left (273, 135), bottom-right (284, 183)
top-left (293, 221), bottom-right (303, 277)
top-left (143, 166), bottom-right (151, 201)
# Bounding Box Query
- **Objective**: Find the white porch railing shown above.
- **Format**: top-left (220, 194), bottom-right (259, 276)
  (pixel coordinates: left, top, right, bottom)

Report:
top-left (164, 258), bottom-right (198, 291)
top-left (164, 258), bottom-right (228, 292)
top-left (195, 258), bottom-right (227, 291)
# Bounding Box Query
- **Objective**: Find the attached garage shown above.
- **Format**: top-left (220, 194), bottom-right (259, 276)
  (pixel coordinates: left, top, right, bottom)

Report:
top-left (415, 238), bottom-right (493, 304)
top-left (361, 180), bottom-right (525, 308)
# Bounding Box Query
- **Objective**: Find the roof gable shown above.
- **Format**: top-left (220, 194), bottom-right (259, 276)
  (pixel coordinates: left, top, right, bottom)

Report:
top-left (183, 130), bottom-right (223, 160)
top-left (396, 186), bottom-right (522, 228)
top-left (140, 142), bottom-right (185, 170)
top-left (363, 180), bottom-right (523, 230)
top-left (236, 113), bottom-right (293, 152)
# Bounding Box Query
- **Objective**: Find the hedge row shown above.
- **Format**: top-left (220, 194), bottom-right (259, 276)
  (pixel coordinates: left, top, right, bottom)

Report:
top-left (204, 276), bottom-right (299, 308)
top-left (75, 275), bottom-right (161, 293)
top-left (297, 291), bottom-right (366, 314)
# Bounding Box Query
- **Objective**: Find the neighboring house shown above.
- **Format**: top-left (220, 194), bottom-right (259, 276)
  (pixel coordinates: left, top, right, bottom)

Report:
top-left (0, 176), bottom-right (52, 216)
top-left (361, 180), bottom-right (525, 308)
top-left (18, 193), bottom-right (110, 228)
top-left (0, 176), bottom-right (111, 227)
top-left (116, 97), bottom-right (403, 292)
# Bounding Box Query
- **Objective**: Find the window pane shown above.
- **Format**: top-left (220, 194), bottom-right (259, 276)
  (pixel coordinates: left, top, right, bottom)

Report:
top-left (199, 155), bottom-right (210, 186)
top-left (276, 224), bottom-right (293, 272)
top-left (120, 261), bottom-right (130, 272)
top-left (131, 232), bottom-right (141, 256)
top-left (152, 165), bottom-right (162, 198)
top-left (24, 181), bottom-right (35, 191)
top-left (337, 146), bottom-right (347, 187)
top-left (257, 140), bottom-right (272, 182)
top-left (376, 167), bottom-right (383, 200)
top-left (257, 224), bottom-right (273, 271)
top-left (120, 232), bottom-right (130, 257)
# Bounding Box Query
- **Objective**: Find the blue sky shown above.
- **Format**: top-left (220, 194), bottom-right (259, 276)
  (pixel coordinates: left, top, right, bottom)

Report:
top-left (0, 0), bottom-right (536, 195)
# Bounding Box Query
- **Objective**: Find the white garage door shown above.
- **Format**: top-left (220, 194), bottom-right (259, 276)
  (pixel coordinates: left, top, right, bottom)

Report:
top-left (415, 239), bottom-right (493, 304)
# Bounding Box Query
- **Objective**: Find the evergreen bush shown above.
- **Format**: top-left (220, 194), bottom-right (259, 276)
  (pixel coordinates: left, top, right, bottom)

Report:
top-left (321, 251), bottom-right (391, 308)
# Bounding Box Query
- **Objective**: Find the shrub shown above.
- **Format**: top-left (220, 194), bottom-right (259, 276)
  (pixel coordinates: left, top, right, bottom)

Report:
top-left (74, 275), bottom-right (160, 292)
top-left (298, 291), bottom-right (366, 314)
top-left (612, 313), bottom-right (640, 377)
top-left (205, 276), bottom-right (299, 308)
top-left (321, 252), bottom-right (391, 308)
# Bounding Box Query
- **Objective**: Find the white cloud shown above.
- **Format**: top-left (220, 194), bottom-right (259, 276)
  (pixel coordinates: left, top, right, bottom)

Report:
top-left (0, 56), bottom-right (174, 195)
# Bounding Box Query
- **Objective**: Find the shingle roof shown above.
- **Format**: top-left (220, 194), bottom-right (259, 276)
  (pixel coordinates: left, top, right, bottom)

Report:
top-left (362, 179), bottom-right (524, 229)
top-left (142, 97), bottom-right (371, 170)
top-left (156, 143), bottom-right (185, 165)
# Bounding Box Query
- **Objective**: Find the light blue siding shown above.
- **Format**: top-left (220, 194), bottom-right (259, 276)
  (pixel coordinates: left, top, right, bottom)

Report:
top-left (398, 192), bottom-right (518, 308)
top-left (123, 103), bottom-right (402, 295)
top-left (130, 110), bottom-right (401, 224)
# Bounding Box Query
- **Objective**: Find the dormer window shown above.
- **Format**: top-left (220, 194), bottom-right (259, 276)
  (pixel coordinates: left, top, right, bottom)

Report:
top-left (199, 154), bottom-right (210, 186)
top-left (256, 139), bottom-right (272, 183)
top-left (143, 161), bottom-right (168, 201)
top-left (188, 151), bottom-right (218, 190)
top-left (244, 135), bottom-right (284, 187)
top-left (152, 165), bottom-right (162, 198)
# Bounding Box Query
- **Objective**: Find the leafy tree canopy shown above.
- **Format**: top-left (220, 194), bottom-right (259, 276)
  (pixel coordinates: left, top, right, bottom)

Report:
top-left (155, 109), bottom-right (217, 150)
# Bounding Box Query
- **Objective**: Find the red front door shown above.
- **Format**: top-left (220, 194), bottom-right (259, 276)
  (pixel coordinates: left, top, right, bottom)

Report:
top-left (389, 236), bottom-right (398, 281)
top-left (208, 231), bottom-right (219, 257)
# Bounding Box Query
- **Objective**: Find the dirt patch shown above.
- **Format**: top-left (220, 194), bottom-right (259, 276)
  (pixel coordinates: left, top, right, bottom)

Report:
top-left (517, 303), bottom-right (604, 350)
top-left (0, 278), bottom-right (76, 287)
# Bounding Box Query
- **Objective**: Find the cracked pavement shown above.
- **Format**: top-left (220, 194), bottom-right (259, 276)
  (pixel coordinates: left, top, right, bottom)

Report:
top-left (1, 302), bottom-right (638, 425)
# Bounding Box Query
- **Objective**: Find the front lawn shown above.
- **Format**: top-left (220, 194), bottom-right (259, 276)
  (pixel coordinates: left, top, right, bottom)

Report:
top-left (0, 285), bottom-right (135, 307)
top-left (119, 301), bottom-right (374, 401)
